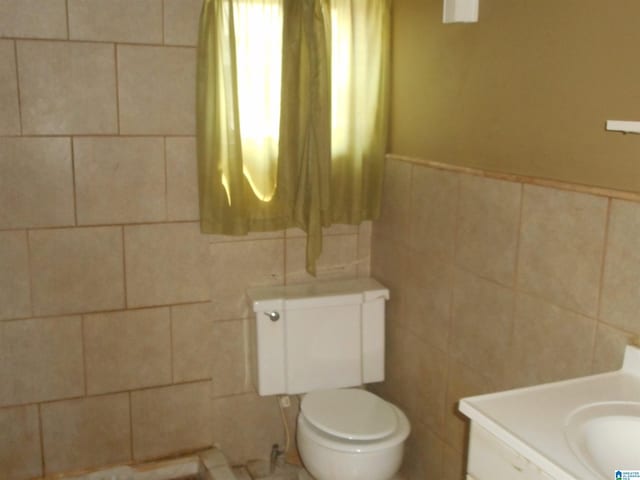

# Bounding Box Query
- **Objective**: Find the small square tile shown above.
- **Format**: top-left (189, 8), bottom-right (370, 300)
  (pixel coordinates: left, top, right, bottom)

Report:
top-left (0, 231), bottom-right (31, 321)
top-left (125, 223), bottom-right (210, 308)
top-left (74, 137), bottom-right (166, 225)
top-left (84, 308), bottom-right (172, 394)
top-left (118, 45), bottom-right (196, 134)
top-left (0, 405), bottom-right (42, 480)
top-left (41, 394), bottom-right (131, 475)
top-left (18, 41), bottom-right (117, 134)
top-left (164, 0), bottom-right (203, 46)
top-left (0, 137), bottom-right (74, 229)
top-left (0, 0), bottom-right (67, 39)
top-left (167, 137), bottom-right (199, 221)
top-left (30, 227), bottom-right (125, 316)
top-left (0, 40), bottom-right (20, 135)
top-left (0, 316), bottom-right (84, 406)
top-left (132, 382), bottom-right (212, 460)
top-left (68, 0), bottom-right (162, 43)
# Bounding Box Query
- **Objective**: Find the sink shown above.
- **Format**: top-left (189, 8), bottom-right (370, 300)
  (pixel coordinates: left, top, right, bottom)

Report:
top-left (565, 401), bottom-right (640, 479)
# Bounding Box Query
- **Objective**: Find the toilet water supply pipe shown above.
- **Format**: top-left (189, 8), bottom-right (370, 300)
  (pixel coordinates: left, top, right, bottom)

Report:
top-left (270, 395), bottom-right (293, 473)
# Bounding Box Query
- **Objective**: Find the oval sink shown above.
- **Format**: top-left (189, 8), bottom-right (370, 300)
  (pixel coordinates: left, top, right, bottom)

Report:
top-left (565, 401), bottom-right (640, 479)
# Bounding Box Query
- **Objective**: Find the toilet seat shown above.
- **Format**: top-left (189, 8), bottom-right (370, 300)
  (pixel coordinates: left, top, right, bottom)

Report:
top-left (298, 389), bottom-right (410, 454)
top-left (302, 389), bottom-right (397, 441)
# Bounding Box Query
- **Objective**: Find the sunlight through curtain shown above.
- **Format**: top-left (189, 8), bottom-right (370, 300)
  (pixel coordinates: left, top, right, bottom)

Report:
top-left (197, 0), bottom-right (391, 273)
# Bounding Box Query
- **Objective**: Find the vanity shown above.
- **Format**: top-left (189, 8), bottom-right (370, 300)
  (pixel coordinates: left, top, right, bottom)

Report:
top-left (459, 346), bottom-right (640, 480)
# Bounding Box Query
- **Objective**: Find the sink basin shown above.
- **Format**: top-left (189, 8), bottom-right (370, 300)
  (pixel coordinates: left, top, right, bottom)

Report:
top-left (565, 401), bottom-right (640, 479)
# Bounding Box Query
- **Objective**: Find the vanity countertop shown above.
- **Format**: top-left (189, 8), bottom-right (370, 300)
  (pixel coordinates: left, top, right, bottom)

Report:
top-left (459, 346), bottom-right (640, 480)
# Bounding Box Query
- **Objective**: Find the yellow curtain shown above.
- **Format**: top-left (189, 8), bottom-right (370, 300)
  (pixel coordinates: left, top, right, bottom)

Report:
top-left (197, 0), bottom-right (391, 273)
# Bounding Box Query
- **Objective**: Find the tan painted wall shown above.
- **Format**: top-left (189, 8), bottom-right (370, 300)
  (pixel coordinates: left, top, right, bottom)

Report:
top-left (390, 0), bottom-right (640, 193)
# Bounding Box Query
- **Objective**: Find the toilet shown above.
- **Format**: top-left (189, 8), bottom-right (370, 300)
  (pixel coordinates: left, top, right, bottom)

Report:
top-left (247, 278), bottom-right (410, 480)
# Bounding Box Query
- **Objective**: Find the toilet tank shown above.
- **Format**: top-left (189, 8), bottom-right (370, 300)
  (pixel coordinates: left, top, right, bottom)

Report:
top-left (247, 278), bottom-right (390, 396)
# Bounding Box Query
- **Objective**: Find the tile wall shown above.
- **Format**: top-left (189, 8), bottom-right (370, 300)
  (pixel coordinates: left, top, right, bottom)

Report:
top-left (0, 1), bottom-right (370, 478)
top-left (371, 156), bottom-right (640, 480)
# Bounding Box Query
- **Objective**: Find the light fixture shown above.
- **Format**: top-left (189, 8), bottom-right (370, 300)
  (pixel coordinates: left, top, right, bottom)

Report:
top-left (443, 0), bottom-right (479, 23)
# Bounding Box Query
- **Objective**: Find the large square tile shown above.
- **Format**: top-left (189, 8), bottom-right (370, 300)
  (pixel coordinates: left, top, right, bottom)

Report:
top-left (409, 166), bottom-right (459, 262)
top-left (518, 185), bottom-right (607, 317)
top-left (210, 393), bottom-right (284, 465)
top-left (125, 223), bottom-right (210, 308)
top-left (30, 227), bottom-right (125, 316)
top-left (210, 319), bottom-right (250, 397)
top-left (503, 293), bottom-right (596, 389)
top-left (68, 0), bottom-right (162, 43)
top-left (17, 41), bottom-right (117, 134)
top-left (118, 45), bottom-right (196, 134)
top-left (166, 137), bottom-right (199, 221)
top-left (374, 159), bottom-right (412, 243)
top-left (0, 316), bottom-right (84, 406)
top-left (41, 394), bottom-right (131, 475)
top-left (74, 137), bottom-right (166, 225)
top-left (84, 308), bottom-right (172, 394)
top-left (0, 405), bottom-right (42, 480)
top-left (209, 239), bottom-right (284, 320)
top-left (285, 234), bottom-right (358, 284)
top-left (600, 199), bottom-right (640, 335)
top-left (0, 40), bottom-right (20, 135)
top-left (0, 137), bottom-right (74, 229)
top-left (164, 0), bottom-right (203, 46)
top-left (0, 0), bottom-right (67, 39)
top-left (0, 231), bottom-right (30, 321)
top-left (456, 175), bottom-right (521, 286)
top-left (450, 269), bottom-right (515, 377)
top-left (171, 303), bottom-right (216, 382)
top-left (132, 381), bottom-right (212, 460)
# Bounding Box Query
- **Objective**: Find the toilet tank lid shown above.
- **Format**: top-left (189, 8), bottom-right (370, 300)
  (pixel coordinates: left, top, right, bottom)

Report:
top-left (246, 278), bottom-right (389, 312)
top-left (301, 389), bottom-right (397, 441)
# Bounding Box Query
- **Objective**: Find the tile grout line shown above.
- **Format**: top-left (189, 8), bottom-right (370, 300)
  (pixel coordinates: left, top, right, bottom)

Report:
top-left (13, 39), bottom-right (24, 135)
top-left (0, 378), bottom-right (213, 413)
top-left (0, 35), bottom-right (197, 50)
top-left (38, 403), bottom-right (46, 476)
top-left (70, 137), bottom-right (79, 226)
top-left (128, 391), bottom-right (135, 461)
top-left (508, 182), bottom-right (526, 346)
top-left (24, 229), bottom-right (35, 318)
top-left (64, 0), bottom-right (70, 39)
top-left (164, 136), bottom-right (169, 221)
top-left (591, 197), bottom-right (613, 371)
top-left (80, 315), bottom-right (89, 396)
top-left (169, 306), bottom-right (175, 384)
top-left (114, 44), bottom-right (121, 135)
top-left (121, 226), bottom-right (128, 309)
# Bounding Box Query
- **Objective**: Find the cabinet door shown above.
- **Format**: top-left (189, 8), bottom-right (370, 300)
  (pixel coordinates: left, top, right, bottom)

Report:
top-left (467, 423), bottom-right (554, 480)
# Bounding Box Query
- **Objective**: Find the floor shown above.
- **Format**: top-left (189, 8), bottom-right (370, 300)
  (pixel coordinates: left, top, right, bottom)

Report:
top-left (232, 459), bottom-right (406, 480)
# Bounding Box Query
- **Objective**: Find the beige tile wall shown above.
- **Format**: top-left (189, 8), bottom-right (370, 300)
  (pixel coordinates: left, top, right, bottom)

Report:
top-left (371, 157), bottom-right (640, 480)
top-left (0, 2), bottom-right (371, 478)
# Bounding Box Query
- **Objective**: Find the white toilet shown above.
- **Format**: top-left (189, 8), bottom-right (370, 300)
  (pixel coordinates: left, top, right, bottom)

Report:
top-left (247, 278), bottom-right (410, 480)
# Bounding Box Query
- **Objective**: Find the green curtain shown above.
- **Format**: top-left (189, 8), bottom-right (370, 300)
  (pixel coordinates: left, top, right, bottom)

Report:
top-left (197, 0), bottom-right (391, 274)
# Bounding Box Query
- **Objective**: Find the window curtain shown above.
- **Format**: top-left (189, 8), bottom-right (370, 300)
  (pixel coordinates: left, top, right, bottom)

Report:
top-left (196, 0), bottom-right (391, 274)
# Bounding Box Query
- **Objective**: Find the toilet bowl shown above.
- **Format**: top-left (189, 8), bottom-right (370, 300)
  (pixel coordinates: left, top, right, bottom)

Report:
top-left (296, 388), bottom-right (410, 480)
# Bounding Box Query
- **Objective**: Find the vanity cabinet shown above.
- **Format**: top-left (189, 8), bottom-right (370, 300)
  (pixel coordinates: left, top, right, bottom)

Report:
top-left (466, 423), bottom-right (553, 480)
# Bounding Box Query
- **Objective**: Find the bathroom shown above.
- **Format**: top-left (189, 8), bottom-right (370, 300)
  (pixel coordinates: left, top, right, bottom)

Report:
top-left (1, 0), bottom-right (640, 479)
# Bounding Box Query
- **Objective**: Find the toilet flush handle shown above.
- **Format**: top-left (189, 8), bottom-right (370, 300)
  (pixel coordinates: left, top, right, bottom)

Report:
top-left (264, 311), bottom-right (280, 322)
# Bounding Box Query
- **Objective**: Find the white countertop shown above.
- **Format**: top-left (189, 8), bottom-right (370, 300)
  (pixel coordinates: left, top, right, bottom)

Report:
top-left (459, 346), bottom-right (640, 480)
